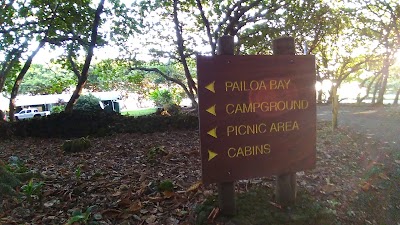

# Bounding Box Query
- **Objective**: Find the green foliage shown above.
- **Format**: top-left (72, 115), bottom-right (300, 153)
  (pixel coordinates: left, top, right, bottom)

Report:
top-left (67, 206), bottom-right (95, 225)
top-left (19, 64), bottom-right (75, 95)
top-left (158, 179), bottom-right (174, 192)
top-left (149, 89), bottom-right (174, 106)
top-left (51, 105), bottom-right (65, 114)
top-left (0, 0), bottom-right (99, 95)
top-left (147, 145), bottom-right (168, 162)
top-left (21, 179), bottom-right (44, 204)
top-left (74, 94), bottom-right (101, 112)
top-left (75, 166), bottom-right (82, 180)
top-left (0, 165), bottom-right (22, 199)
top-left (5, 156), bottom-right (28, 173)
top-left (62, 137), bottom-right (92, 153)
top-left (195, 195), bottom-right (217, 225)
top-left (195, 188), bottom-right (336, 225)
top-left (0, 158), bottom-right (41, 208)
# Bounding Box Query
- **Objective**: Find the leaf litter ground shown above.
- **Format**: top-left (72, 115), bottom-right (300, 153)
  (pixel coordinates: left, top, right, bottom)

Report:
top-left (1, 120), bottom-right (399, 224)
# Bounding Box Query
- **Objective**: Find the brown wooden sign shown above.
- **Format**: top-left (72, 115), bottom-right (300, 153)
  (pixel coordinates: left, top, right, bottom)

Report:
top-left (197, 55), bottom-right (316, 184)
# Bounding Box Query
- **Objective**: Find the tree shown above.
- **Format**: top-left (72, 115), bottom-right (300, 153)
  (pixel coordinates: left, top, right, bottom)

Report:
top-left (19, 64), bottom-right (75, 95)
top-left (238, 0), bottom-right (345, 55)
top-left (111, 0), bottom-right (286, 108)
top-left (64, 0), bottom-right (106, 112)
top-left (1, 0), bottom-right (105, 120)
top-left (0, 1), bottom-right (31, 93)
top-left (357, 0), bottom-right (400, 105)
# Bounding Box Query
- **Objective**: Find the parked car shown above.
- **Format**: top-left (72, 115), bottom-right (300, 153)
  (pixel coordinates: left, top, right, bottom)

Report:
top-left (14, 108), bottom-right (50, 120)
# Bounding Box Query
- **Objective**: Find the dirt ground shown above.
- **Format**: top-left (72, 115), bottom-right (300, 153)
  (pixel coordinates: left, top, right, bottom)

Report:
top-left (0, 105), bottom-right (399, 224)
top-left (318, 104), bottom-right (400, 149)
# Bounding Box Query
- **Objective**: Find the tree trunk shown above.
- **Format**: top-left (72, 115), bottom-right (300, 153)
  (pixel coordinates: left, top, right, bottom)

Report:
top-left (376, 55), bottom-right (390, 105)
top-left (332, 85), bottom-right (339, 130)
top-left (357, 76), bottom-right (377, 104)
top-left (8, 41), bottom-right (45, 121)
top-left (371, 76), bottom-right (382, 104)
top-left (317, 90), bottom-right (323, 103)
top-left (393, 88), bottom-right (400, 105)
top-left (65, 0), bottom-right (105, 113)
top-left (173, 0), bottom-right (198, 108)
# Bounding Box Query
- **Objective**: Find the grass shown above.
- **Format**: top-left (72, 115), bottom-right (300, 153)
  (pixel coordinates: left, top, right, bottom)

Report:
top-left (121, 107), bottom-right (157, 117)
top-left (196, 187), bottom-right (336, 225)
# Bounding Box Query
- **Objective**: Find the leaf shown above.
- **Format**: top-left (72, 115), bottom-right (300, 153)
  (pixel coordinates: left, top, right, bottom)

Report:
top-left (129, 200), bottom-right (142, 213)
top-left (112, 191), bottom-right (121, 196)
top-left (378, 173), bottom-right (390, 180)
top-left (146, 215), bottom-right (157, 224)
top-left (162, 191), bottom-right (174, 199)
top-left (361, 182), bottom-right (371, 191)
top-left (101, 209), bottom-right (122, 219)
top-left (148, 196), bottom-right (164, 202)
top-left (321, 184), bottom-right (340, 194)
top-left (269, 201), bottom-right (282, 209)
top-left (207, 207), bottom-right (219, 223)
top-left (186, 181), bottom-right (202, 193)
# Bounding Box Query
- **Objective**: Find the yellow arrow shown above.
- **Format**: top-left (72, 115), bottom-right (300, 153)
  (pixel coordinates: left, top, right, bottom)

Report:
top-left (205, 81), bottom-right (215, 93)
top-left (207, 127), bottom-right (217, 138)
top-left (208, 150), bottom-right (218, 161)
top-left (206, 105), bottom-right (216, 116)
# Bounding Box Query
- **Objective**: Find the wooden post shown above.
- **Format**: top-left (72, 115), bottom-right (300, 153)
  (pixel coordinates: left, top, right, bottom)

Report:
top-left (217, 35), bottom-right (236, 216)
top-left (272, 37), bottom-right (297, 206)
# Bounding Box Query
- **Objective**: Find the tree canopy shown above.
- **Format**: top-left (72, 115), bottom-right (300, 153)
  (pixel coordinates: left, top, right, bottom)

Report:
top-left (1, 0), bottom-right (400, 112)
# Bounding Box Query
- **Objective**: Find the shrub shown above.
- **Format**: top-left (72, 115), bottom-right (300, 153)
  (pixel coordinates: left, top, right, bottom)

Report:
top-left (0, 120), bottom-right (13, 139)
top-left (51, 105), bottom-right (65, 114)
top-left (62, 137), bottom-right (91, 153)
top-left (158, 179), bottom-right (174, 192)
top-left (149, 89), bottom-right (174, 107)
top-left (74, 94), bottom-right (101, 112)
top-left (10, 112), bottom-right (198, 138)
top-left (165, 103), bottom-right (181, 115)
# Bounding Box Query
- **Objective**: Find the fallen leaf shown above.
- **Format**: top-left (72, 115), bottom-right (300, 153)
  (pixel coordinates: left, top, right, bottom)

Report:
top-left (163, 191), bottom-right (174, 199)
top-left (101, 209), bottom-right (122, 219)
top-left (321, 184), bottom-right (340, 194)
top-left (112, 191), bottom-right (121, 197)
top-left (129, 200), bottom-right (142, 213)
top-left (207, 208), bottom-right (219, 223)
top-left (186, 181), bottom-right (202, 192)
top-left (118, 197), bottom-right (132, 208)
top-left (148, 196), bottom-right (164, 202)
top-left (378, 173), bottom-right (390, 180)
top-left (269, 201), bottom-right (282, 209)
top-left (146, 215), bottom-right (157, 224)
top-left (361, 182), bottom-right (371, 191)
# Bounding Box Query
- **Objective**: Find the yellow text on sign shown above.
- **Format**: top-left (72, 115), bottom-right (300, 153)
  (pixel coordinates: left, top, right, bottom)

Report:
top-left (227, 144), bottom-right (271, 158)
top-left (226, 120), bottom-right (299, 136)
top-left (225, 100), bottom-right (309, 114)
top-left (225, 79), bottom-right (290, 92)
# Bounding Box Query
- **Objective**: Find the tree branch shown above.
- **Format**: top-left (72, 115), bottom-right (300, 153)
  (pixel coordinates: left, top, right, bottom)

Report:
top-left (130, 66), bottom-right (193, 102)
top-left (67, 46), bottom-right (81, 79)
top-left (196, 0), bottom-right (215, 54)
top-left (173, 0), bottom-right (197, 95)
